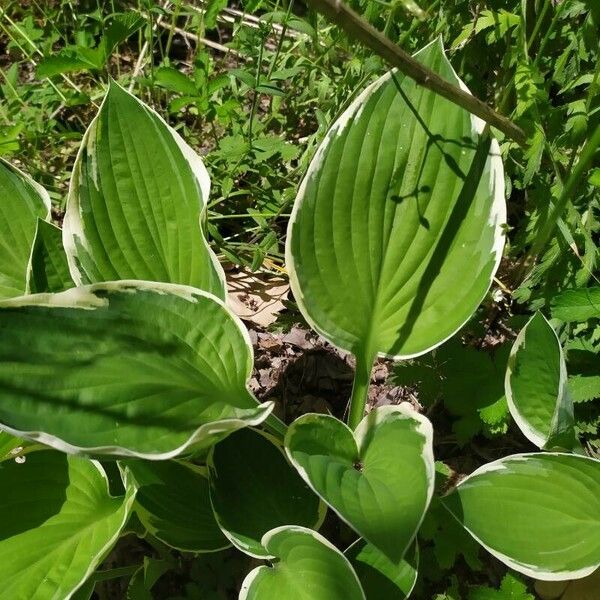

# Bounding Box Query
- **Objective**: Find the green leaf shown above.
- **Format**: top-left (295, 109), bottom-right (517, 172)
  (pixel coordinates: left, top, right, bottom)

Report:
top-left (285, 404), bottom-right (434, 562)
top-left (0, 159), bottom-right (50, 298)
top-left (154, 66), bottom-right (198, 96)
top-left (101, 13), bottom-right (146, 58)
top-left (239, 526), bottom-right (365, 600)
top-left (0, 431), bottom-right (22, 460)
top-left (0, 451), bottom-right (135, 599)
top-left (36, 51), bottom-right (95, 77)
top-left (505, 312), bottom-right (576, 450)
top-left (286, 39), bottom-right (505, 371)
top-left (0, 281), bottom-right (273, 458)
top-left (208, 428), bottom-right (324, 558)
top-left (124, 460), bottom-right (229, 552)
top-left (64, 80), bottom-right (225, 299)
top-left (551, 287), bottom-right (600, 322)
top-left (345, 539), bottom-right (418, 600)
top-left (443, 453), bottom-right (600, 580)
top-left (468, 573), bottom-right (534, 600)
top-left (27, 219), bottom-right (73, 293)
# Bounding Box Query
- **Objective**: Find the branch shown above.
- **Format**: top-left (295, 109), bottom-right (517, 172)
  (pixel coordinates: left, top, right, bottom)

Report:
top-left (306, 0), bottom-right (527, 146)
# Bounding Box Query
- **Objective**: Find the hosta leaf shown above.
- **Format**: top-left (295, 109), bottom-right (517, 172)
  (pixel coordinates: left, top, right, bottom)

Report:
top-left (64, 80), bottom-right (225, 298)
top-left (443, 453), bottom-right (600, 581)
top-left (0, 281), bottom-right (272, 458)
top-left (505, 312), bottom-right (576, 449)
top-left (551, 287), bottom-right (600, 322)
top-left (208, 428), bottom-right (324, 558)
top-left (239, 526), bottom-right (365, 600)
top-left (124, 460), bottom-right (229, 552)
top-left (285, 404), bottom-right (434, 562)
top-left (0, 450), bottom-right (135, 599)
top-left (286, 39), bottom-right (505, 366)
top-left (27, 219), bottom-right (73, 293)
top-left (0, 159), bottom-right (50, 298)
top-left (345, 539), bottom-right (418, 600)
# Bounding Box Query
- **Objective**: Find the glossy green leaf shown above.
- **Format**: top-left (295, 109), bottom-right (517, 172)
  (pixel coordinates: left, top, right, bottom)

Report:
top-left (505, 312), bottom-right (576, 449)
top-left (550, 287), bottom-right (600, 322)
top-left (27, 219), bottom-right (73, 293)
top-left (286, 39), bottom-right (505, 366)
top-left (0, 281), bottom-right (272, 458)
top-left (208, 428), bottom-right (324, 558)
top-left (0, 450), bottom-right (136, 599)
top-left (285, 404), bottom-right (434, 562)
top-left (0, 159), bottom-right (50, 298)
top-left (443, 453), bottom-right (600, 581)
top-left (64, 80), bottom-right (225, 298)
top-left (239, 526), bottom-right (365, 600)
top-left (125, 460), bottom-right (229, 552)
top-left (345, 539), bottom-right (418, 600)
top-left (0, 431), bottom-right (22, 460)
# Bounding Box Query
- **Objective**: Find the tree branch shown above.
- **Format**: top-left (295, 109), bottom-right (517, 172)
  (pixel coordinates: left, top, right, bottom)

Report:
top-left (306, 0), bottom-right (527, 146)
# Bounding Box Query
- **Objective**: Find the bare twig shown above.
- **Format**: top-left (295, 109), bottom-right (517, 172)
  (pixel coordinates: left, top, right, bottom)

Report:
top-left (305, 0), bottom-right (527, 146)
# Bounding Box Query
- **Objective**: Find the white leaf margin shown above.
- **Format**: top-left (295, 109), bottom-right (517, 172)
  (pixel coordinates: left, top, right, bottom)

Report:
top-left (285, 403), bottom-right (435, 563)
top-left (63, 80), bottom-right (226, 296)
top-left (0, 280), bottom-right (273, 460)
top-left (504, 312), bottom-right (573, 449)
top-left (285, 37), bottom-right (506, 361)
top-left (442, 452), bottom-right (600, 581)
top-left (238, 525), bottom-right (367, 600)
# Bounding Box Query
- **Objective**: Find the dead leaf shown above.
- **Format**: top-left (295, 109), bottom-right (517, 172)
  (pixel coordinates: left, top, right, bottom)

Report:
top-left (226, 268), bottom-right (289, 327)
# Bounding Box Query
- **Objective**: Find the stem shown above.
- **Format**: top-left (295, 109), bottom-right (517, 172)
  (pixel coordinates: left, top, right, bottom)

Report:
top-left (304, 0), bottom-right (527, 145)
top-left (348, 352), bottom-right (374, 430)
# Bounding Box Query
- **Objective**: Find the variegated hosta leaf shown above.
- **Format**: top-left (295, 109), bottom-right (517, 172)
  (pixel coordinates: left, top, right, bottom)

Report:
top-left (345, 539), bottom-right (418, 600)
top-left (505, 312), bottom-right (576, 450)
top-left (0, 451), bottom-right (136, 600)
top-left (285, 404), bottom-right (434, 563)
top-left (208, 428), bottom-right (324, 558)
top-left (0, 160), bottom-right (50, 298)
top-left (443, 453), bottom-right (600, 581)
top-left (124, 460), bottom-right (229, 552)
top-left (0, 281), bottom-right (272, 458)
top-left (27, 219), bottom-right (73, 293)
top-left (239, 526), bottom-right (366, 600)
top-left (64, 80), bottom-right (225, 298)
top-left (286, 39), bottom-right (505, 365)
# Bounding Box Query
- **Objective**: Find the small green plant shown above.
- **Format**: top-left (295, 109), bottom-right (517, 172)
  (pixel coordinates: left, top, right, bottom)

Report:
top-left (0, 39), bottom-right (598, 600)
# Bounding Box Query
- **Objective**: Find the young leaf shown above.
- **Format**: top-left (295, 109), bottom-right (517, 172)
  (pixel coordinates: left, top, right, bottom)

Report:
top-left (124, 460), bottom-right (229, 552)
top-left (345, 539), bottom-right (418, 600)
top-left (0, 159), bottom-right (50, 298)
top-left (64, 80), bottom-right (225, 298)
top-left (0, 281), bottom-right (272, 458)
top-left (208, 428), bottom-right (324, 558)
top-left (505, 312), bottom-right (576, 449)
top-left (285, 39), bottom-right (505, 370)
top-left (0, 451), bottom-right (135, 600)
top-left (285, 404), bottom-right (434, 563)
top-left (239, 526), bottom-right (366, 600)
top-left (443, 453), bottom-right (600, 581)
top-left (27, 219), bottom-right (73, 293)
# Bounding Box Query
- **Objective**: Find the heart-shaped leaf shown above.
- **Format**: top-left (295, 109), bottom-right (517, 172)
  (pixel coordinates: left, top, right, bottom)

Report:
top-left (239, 526), bottom-right (365, 600)
top-left (0, 450), bottom-right (135, 599)
top-left (285, 39), bottom-right (505, 368)
top-left (64, 80), bottom-right (225, 298)
top-left (208, 428), bottom-right (324, 557)
top-left (124, 460), bottom-right (229, 552)
top-left (285, 404), bottom-right (434, 562)
top-left (27, 219), bottom-right (73, 293)
top-left (443, 453), bottom-right (600, 580)
top-left (0, 281), bottom-right (272, 458)
top-left (345, 539), bottom-right (418, 600)
top-left (0, 159), bottom-right (50, 298)
top-left (505, 312), bottom-right (576, 449)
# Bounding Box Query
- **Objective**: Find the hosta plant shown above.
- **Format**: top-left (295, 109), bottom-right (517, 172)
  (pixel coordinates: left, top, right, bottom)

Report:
top-left (0, 40), bottom-right (598, 600)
